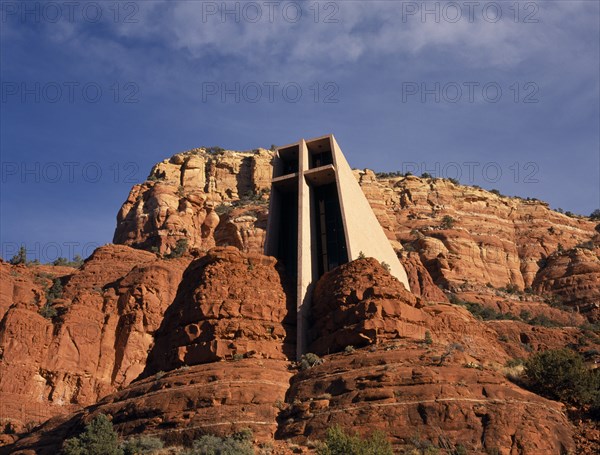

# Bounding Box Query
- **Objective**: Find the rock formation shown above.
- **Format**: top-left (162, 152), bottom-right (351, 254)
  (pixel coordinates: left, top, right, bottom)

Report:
top-left (142, 247), bottom-right (295, 375)
top-left (113, 152), bottom-right (598, 318)
top-left (113, 148), bottom-right (273, 255)
top-left (2, 147), bottom-right (599, 454)
top-left (0, 245), bottom-right (189, 438)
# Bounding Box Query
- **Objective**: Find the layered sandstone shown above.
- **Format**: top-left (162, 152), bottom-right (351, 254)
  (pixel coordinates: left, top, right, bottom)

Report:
top-left (113, 148), bottom-right (273, 255)
top-left (143, 247), bottom-right (295, 375)
top-left (3, 148), bottom-right (600, 454)
top-left (0, 245), bottom-right (189, 433)
top-left (113, 154), bottom-right (598, 314)
top-left (356, 172), bottom-right (596, 291)
top-left (278, 347), bottom-right (575, 455)
top-left (4, 359), bottom-right (292, 455)
top-left (4, 249), bottom-right (598, 454)
top-left (533, 245), bottom-right (600, 321)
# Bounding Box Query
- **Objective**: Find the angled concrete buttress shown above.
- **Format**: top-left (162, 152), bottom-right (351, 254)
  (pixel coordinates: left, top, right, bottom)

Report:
top-left (264, 134), bottom-right (410, 357)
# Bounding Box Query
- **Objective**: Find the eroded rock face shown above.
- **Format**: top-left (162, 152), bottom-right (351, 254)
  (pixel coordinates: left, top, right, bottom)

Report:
top-left (533, 245), bottom-right (600, 321)
top-left (3, 149), bottom-right (600, 453)
top-left (143, 247), bottom-right (295, 376)
top-left (4, 360), bottom-right (293, 455)
top-left (112, 150), bottom-right (598, 316)
top-left (0, 245), bottom-right (189, 432)
top-left (399, 251), bottom-right (449, 303)
top-left (308, 257), bottom-right (423, 354)
top-left (113, 149), bottom-right (273, 255)
top-left (3, 250), bottom-right (597, 454)
top-left (308, 258), bottom-right (511, 365)
top-left (356, 172), bottom-right (596, 292)
top-left (278, 347), bottom-right (575, 455)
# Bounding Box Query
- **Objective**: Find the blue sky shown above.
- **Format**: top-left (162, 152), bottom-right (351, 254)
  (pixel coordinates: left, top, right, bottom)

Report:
top-left (1, 0), bottom-right (599, 262)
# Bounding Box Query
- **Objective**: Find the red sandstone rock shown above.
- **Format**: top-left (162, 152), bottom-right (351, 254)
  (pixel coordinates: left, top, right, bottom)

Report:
top-left (278, 347), bottom-right (576, 455)
top-left (400, 251), bottom-right (449, 303)
top-left (3, 359), bottom-right (292, 455)
top-left (113, 149), bottom-right (273, 255)
top-left (2, 152), bottom-right (600, 454)
top-left (143, 247), bottom-right (295, 376)
top-left (0, 245), bottom-right (188, 430)
top-left (533, 245), bottom-right (600, 321)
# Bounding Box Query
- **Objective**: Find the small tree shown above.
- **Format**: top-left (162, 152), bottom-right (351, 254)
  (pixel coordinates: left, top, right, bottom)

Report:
top-left (9, 246), bottom-right (27, 265)
top-left (424, 330), bottom-right (433, 345)
top-left (187, 429), bottom-right (253, 455)
top-left (317, 425), bottom-right (393, 455)
top-left (53, 257), bottom-right (70, 266)
top-left (62, 414), bottom-right (123, 455)
top-left (46, 278), bottom-right (63, 303)
top-left (590, 209), bottom-right (600, 220)
top-left (166, 239), bottom-right (188, 259)
top-left (121, 435), bottom-right (164, 455)
top-left (524, 349), bottom-right (600, 406)
top-left (440, 216), bottom-right (455, 230)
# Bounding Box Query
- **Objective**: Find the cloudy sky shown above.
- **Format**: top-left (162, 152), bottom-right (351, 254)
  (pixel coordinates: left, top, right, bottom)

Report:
top-left (1, 0), bottom-right (598, 261)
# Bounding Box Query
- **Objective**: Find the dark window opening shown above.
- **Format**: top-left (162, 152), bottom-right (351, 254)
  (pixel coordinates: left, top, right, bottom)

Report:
top-left (310, 150), bottom-right (333, 169)
top-left (282, 158), bottom-right (299, 175)
top-left (278, 145), bottom-right (300, 176)
top-left (313, 183), bottom-right (348, 277)
top-left (277, 190), bottom-right (298, 278)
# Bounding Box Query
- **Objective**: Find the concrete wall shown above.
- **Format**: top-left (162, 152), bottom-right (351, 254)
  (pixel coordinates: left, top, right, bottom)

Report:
top-left (331, 135), bottom-right (410, 289)
top-left (266, 134), bottom-right (411, 356)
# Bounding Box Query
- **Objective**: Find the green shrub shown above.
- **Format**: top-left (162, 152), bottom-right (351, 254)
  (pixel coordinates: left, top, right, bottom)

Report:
top-left (62, 414), bottom-right (123, 455)
top-left (527, 314), bottom-right (562, 328)
top-left (590, 209), bottom-right (600, 220)
top-left (459, 301), bottom-right (518, 322)
top-left (344, 345), bottom-right (355, 354)
top-left (185, 429), bottom-right (253, 455)
top-left (205, 146), bottom-right (225, 155)
top-left (317, 425), bottom-right (393, 455)
top-left (524, 349), bottom-right (600, 407)
top-left (300, 353), bottom-right (323, 370)
top-left (9, 246), bottom-right (27, 265)
top-left (121, 435), bottom-right (164, 455)
top-left (439, 215), bottom-right (455, 229)
top-left (46, 278), bottom-right (63, 303)
top-left (53, 256), bottom-right (85, 267)
top-left (424, 331), bottom-right (433, 345)
top-left (166, 239), bottom-right (188, 259)
top-left (381, 261), bottom-right (391, 272)
top-left (39, 304), bottom-right (58, 319)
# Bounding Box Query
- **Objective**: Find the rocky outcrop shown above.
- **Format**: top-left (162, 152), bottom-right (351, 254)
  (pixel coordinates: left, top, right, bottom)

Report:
top-left (0, 245), bottom-right (189, 432)
top-left (4, 249), bottom-right (598, 454)
top-left (112, 151), bottom-right (598, 314)
top-left (143, 247), bottom-right (295, 376)
top-left (356, 172), bottom-right (596, 292)
top-left (307, 257), bottom-right (424, 355)
top-left (399, 251), bottom-right (449, 303)
top-left (113, 149), bottom-right (273, 255)
top-left (4, 359), bottom-right (292, 455)
top-left (533, 245), bottom-right (600, 321)
top-left (278, 347), bottom-right (575, 455)
top-left (3, 148), bottom-right (600, 454)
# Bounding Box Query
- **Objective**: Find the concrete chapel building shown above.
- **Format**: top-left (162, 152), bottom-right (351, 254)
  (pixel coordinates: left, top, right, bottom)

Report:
top-left (265, 134), bottom-right (410, 355)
